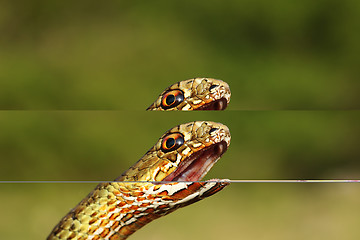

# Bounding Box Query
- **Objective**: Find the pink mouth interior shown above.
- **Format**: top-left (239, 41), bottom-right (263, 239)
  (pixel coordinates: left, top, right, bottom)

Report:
top-left (195, 98), bottom-right (228, 111)
top-left (163, 141), bottom-right (228, 182)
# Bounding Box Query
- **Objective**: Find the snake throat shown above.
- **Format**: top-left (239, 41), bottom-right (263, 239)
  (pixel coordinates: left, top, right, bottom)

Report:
top-left (163, 141), bottom-right (228, 182)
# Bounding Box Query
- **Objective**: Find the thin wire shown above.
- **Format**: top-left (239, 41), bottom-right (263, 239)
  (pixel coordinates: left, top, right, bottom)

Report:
top-left (0, 180), bottom-right (359, 183)
top-left (228, 180), bottom-right (360, 183)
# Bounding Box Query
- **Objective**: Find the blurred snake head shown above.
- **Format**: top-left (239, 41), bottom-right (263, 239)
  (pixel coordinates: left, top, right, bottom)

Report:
top-left (118, 121), bottom-right (231, 182)
top-left (146, 78), bottom-right (231, 111)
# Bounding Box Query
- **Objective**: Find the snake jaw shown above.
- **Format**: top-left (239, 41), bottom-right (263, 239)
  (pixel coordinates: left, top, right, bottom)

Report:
top-left (158, 121), bottom-right (230, 183)
top-left (162, 141), bottom-right (228, 182)
top-left (194, 97), bottom-right (228, 110)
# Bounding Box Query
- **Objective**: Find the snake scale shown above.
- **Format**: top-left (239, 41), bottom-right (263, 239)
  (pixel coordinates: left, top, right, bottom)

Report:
top-left (48, 78), bottom-right (231, 240)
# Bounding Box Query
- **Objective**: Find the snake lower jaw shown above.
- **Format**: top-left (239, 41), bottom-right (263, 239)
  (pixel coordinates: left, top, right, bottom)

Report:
top-left (168, 180), bottom-right (230, 209)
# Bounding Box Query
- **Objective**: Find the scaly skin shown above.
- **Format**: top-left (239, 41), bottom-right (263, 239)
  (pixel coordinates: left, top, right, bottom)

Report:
top-left (48, 121), bottom-right (231, 240)
top-left (146, 78), bottom-right (231, 111)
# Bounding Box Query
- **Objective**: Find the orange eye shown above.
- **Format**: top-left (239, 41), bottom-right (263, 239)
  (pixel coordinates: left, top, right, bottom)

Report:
top-left (161, 90), bottom-right (184, 110)
top-left (161, 133), bottom-right (184, 153)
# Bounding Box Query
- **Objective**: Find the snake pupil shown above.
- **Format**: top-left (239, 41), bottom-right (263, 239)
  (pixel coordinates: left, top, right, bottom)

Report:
top-left (166, 94), bottom-right (175, 105)
top-left (166, 138), bottom-right (175, 148)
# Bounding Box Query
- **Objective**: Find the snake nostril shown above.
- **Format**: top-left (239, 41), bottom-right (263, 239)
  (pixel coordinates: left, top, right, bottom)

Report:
top-left (209, 128), bottom-right (219, 135)
top-left (209, 84), bottom-right (219, 91)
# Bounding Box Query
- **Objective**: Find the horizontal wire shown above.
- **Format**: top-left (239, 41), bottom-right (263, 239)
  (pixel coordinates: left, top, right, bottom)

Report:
top-left (0, 180), bottom-right (359, 183)
top-left (228, 180), bottom-right (360, 183)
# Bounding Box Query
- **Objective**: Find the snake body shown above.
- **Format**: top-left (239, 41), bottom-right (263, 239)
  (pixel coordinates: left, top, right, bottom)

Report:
top-left (48, 79), bottom-right (231, 240)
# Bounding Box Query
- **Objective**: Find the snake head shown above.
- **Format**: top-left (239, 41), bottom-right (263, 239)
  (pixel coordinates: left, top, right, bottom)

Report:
top-left (146, 78), bottom-right (231, 111)
top-left (118, 121), bottom-right (231, 183)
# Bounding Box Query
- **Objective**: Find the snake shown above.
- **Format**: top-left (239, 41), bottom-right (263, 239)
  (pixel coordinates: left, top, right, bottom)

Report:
top-left (146, 78), bottom-right (231, 111)
top-left (48, 78), bottom-right (231, 240)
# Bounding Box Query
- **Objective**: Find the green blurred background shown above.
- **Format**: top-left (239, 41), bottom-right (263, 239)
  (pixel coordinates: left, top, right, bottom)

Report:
top-left (0, 111), bottom-right (359, 239)
top-left (0, 0), bottom-right (359, 109)
top-left (0, 1), bottom-right (359, 240)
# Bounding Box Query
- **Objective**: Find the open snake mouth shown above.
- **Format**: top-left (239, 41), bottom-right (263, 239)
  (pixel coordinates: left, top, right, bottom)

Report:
top-left (195, 98), bottom-right (228, 111)
top-left (163, 141), bottom-right (228, 182)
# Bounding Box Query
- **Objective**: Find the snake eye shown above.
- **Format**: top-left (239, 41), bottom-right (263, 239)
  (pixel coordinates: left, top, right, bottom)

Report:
top-left (161, 90), bottom-right (184, 110)
top-left (161, 133), bottom-right (184, 153)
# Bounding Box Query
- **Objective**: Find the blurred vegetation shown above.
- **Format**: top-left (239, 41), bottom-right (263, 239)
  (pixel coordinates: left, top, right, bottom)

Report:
top-left (1, 183), bottom-right (360, 240)
top-left (0, 0), bottom-right (359, 109)
top-left (0, 1), bottom-right (359, 239)
top-left (0, 111), bottom-right (359, 239)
